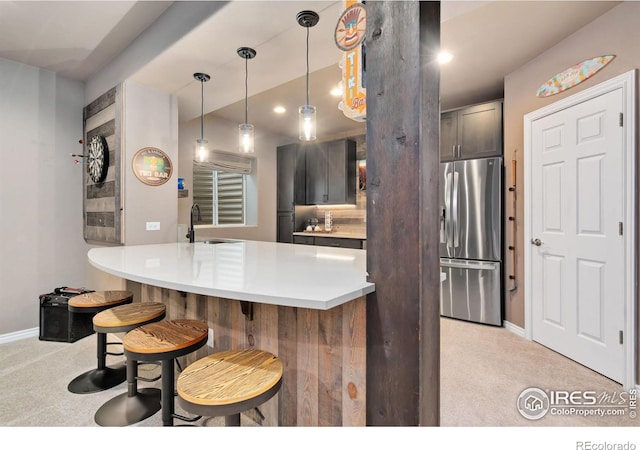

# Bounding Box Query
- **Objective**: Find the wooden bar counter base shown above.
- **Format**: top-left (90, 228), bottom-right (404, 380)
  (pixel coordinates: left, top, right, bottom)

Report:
top-left (142, 285), bottom-right (367, 426)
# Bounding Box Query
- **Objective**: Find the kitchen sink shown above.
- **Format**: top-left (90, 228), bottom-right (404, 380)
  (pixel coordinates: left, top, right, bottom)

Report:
top-left (201, 239), bottom-right (239, 244)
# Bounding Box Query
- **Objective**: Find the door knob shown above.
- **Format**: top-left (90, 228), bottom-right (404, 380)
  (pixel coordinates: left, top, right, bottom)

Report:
top-left (531, 238), bottom-right (542, 246)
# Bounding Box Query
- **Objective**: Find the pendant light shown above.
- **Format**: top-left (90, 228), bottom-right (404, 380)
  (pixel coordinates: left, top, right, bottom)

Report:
top-left (297, 10), bottom-right (319, 141)
top-left (237, 47), bottom-right (256, 153)
top-left (193, 72), bottom-right (210, 162)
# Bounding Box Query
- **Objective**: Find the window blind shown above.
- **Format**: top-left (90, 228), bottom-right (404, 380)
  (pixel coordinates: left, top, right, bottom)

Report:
top-left (193, 150), bottom-right (253, 174)
top-left (193, 167), bottom-right (245, 225)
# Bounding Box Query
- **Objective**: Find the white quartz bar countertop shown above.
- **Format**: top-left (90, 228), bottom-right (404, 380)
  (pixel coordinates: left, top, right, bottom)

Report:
top-left (88, 240), bottom-right (375, 310)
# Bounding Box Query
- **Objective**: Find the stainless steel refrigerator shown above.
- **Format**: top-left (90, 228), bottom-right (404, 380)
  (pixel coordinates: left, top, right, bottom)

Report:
top-left (439, 157), bottom-right (502, 326)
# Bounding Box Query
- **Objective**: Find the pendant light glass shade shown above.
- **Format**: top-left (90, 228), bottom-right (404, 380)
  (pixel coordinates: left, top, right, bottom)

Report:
top-left (195, 138), bottom-right (209, 162)
top-left (238, 123), bottom-right (254, 154)
top-left (237, 47), bottom-right (256, 153)
top-left (297, 11), bottom-right (319, 142)
top-left (298, 105), bottom-right (316, 141)
top-left (193, 72), bottom-right (210, 162)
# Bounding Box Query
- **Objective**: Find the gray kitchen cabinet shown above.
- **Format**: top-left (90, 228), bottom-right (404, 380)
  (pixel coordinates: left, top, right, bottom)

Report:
top-left (313, 236), bottom-right (363, 249)
top-left (293, 235), bottom-right (365, 249)
top-left (440, 100), bottom-right (503, 162)
top-left (277, 144), bottom-right (306, 243)
top-left (277, 212), bottom-right (295, 244)
top-left (293, 235), bottom-right (315, 245)
top-left (277, 143), bottom-right (306, 211)
top-left (305, 138), bottom-right (356, 205)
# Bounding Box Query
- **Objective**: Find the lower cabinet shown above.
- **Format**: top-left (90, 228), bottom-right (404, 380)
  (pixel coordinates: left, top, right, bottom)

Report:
top-left (293, 235), bottom-right (365, 249)
top-left (277, 213), bottom-right (295, 244)
top-left (293, 235), bottom-right (315, 245)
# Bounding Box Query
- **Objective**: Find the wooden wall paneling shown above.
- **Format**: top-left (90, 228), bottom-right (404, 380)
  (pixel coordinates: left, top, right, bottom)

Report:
top-left (296, 308), bottom-right (319, 425)
top-left (83, 85), bottom-right (123, 244)
top-left (183, 292), bottom-right (208, 363)
top-left (165, 287), bottom-right (180, 319)
top-left (207, 295), bottom-right (221, 347)
top-left (317, 303), bottom-right (343, 426)
top-left (139, 285), bottom-right (366, 426)
top-left (342, 296), bottom-right (366, 426)
top-left (213, 296), bottom-right (232, 351)
top-left (141, 284), bottom-right (157, 304)
top-left (228, 297), bottom-right (245, 350)
top-left (365, 1), bottom-right (440, 425)
top-left (278, 305), bottom-right (298, 426)
top-left (245, 302), bottom-right (280, 426)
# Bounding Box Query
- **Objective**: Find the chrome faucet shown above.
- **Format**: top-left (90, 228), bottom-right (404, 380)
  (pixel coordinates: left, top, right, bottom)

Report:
top-left (187, 203), bottom-right (201, 243)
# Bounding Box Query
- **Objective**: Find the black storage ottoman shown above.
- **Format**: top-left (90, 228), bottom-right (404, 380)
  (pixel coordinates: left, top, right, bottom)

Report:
top-left (39, 287), bottom-right (95, 343)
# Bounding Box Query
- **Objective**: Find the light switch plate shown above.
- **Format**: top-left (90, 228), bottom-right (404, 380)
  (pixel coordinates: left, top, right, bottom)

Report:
top-left (146, 221), bottom-right (160, 231)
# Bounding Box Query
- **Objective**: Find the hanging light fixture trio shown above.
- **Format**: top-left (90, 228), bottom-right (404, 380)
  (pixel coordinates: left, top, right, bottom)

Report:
top-left (237, 46), bottom-right (257, 153)
top-left (193, 72), bottom-right (211, 162)
top-left (297, 10), bottom-right (319, 142)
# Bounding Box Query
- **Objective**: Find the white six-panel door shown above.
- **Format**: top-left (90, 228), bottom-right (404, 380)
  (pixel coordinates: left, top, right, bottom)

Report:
top-left (529, 88), bottom-right (625, 383)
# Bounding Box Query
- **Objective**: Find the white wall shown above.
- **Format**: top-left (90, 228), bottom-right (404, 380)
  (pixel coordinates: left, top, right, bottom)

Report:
top-left (85, 1), bottom-right (227, 104)
top-left (123, 81), bottom-right (179, 245)
top-left (178, 114), bottom-right (285, 242)
top-left (0, 58), bottom-right (90, 335)
top-left (503, 0), bottom-right (640, 327)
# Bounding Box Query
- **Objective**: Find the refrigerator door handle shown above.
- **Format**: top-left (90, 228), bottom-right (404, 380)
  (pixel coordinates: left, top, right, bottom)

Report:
top-left (444, 171), bottom-right (453, 250)
top-left (440, 260), bottom-right (498, 271)
top-left (452, 171), bottom-right (459, 248)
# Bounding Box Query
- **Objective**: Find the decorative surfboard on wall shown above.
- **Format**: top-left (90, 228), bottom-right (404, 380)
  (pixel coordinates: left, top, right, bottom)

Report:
top-left (536, 55), bottom-right (615, 98)
top-left (83, 85), bottom-right (124, 244)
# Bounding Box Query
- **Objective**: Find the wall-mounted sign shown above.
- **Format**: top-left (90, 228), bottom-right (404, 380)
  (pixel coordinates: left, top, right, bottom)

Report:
top-left (132, 147), bottom-right (173, 186)
top-left (536, 55), bottom-right (615, 98)
top-left (336, 0), bottom-right (366, 122)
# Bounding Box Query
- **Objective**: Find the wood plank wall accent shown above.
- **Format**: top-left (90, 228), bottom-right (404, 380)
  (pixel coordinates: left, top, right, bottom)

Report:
top-left (365, 2), bottom-right (441, 426)
top-left (140, 285), bottom-right (367, 426)
top-left (83, 85), bottom-right (123, 243)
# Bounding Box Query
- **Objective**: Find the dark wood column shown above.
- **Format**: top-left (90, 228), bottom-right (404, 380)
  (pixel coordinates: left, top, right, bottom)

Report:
top-left (365, 1), bottom-right (441, 426)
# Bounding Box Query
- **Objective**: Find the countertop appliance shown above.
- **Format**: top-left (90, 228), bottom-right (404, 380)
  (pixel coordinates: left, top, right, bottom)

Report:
top-left (439, 157), bottom-right (502, 326)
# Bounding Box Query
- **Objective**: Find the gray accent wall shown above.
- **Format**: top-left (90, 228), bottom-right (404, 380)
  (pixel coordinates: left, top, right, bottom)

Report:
top-left (0, 58), bottom-right (91, 336)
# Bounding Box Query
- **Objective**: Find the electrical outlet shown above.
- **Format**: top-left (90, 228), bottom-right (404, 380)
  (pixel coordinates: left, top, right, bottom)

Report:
top-left (207, 328), bottom-right (214, 348)
top-left (146, 221), bottom-right (160, 231)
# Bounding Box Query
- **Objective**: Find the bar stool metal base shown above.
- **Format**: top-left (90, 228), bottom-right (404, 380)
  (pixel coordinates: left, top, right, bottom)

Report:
top-left (94, 388), bottom-right (161, 426)
top-left (67, 364), bottom-right (126, 394)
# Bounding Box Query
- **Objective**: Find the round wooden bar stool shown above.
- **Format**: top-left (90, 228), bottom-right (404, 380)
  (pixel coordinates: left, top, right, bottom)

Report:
top-left (91, 302), bottom-right (167, 426)
top-left (67, 291), bottom-right (134, 394)
top-left (176, 349), bottom-right (283, 426)
top-left (123, 319), bottom-right (208, 426)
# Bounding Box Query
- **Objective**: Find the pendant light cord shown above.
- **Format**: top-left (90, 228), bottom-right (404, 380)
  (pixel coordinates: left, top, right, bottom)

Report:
top-left (244, 56), bottom-right (249, 124)
top-left (200, 79), bottom-right (204, 140)
top-left (306, 25), bottom-right (310, 106)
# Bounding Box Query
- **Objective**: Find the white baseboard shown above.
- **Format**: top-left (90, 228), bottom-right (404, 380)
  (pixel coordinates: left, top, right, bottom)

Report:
top-left (0, 327), bottom-right (39, 344)
top-left (504, 320), bottom-right (525, 337)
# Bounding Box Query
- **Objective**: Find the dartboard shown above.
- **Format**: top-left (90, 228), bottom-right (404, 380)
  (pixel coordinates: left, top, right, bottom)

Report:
top-left (87, 135), bottom-right (108, 183)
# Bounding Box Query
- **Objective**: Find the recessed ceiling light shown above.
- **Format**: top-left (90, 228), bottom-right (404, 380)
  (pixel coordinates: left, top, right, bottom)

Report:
top-left (273, 106), bottom-right (286, 114)
top-left (438, 51), bottom-right (453, 65)
top-left (330, 85), bottom-right (343, 97)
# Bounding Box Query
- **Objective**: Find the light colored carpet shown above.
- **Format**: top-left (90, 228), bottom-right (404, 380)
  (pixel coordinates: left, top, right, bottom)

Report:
top-left (440, 318), bottom-right (639, 427)
top-left (0, 318), bottom-right (637, 428)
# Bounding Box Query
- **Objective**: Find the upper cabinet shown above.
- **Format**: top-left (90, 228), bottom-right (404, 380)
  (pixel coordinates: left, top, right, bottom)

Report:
top-left (440, 100), bottom-right (503, 162)
top-left (305, 138), bottom-right (356, 205)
